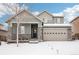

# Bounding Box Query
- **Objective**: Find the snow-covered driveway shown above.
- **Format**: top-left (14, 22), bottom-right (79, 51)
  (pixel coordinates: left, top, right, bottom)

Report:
top-left (0, 40), bottom-right (79, 55)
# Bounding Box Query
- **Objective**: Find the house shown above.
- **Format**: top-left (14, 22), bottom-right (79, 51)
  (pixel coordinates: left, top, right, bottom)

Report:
top-left (5, 10), bottom-right (72, 43)
top-left (0, 24), bottom-right (8, 41)
top-left (0, 24), bottom-right (4, 30)
top-left (70, 16), bottom-right (79, 39)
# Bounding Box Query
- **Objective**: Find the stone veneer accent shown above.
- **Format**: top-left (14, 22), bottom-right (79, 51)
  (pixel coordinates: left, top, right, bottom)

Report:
top-left (37, 27), bottom-right (43, 41)
top-left (67, 28), bottom-right (72, 40)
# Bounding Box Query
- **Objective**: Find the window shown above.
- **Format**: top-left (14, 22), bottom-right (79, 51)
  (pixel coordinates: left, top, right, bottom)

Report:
top-left (58, 33), bottom-right (60, 34)
top-left (64, 33), bottom-right (65, 34)
top-left (60, 18), bottom-right (64, 23)
top-left (57, 18), bottom-right (60, 24)
top-left (61, 32), bottom-right (63, 34)
top-left (12, 29), bottom-right (16, 34)
top-left (47, 20), bottom-right (53, 23)
top-left (53, 18), bottom-right (57, 24)
top-left (12, 23), bottom-right (17, 34)
top-left (44, 32), bottom-right (46, 34)
top-left (55, 32), bottom-right (57, 34)
top-left (20, 26), bottom-right (25, 34)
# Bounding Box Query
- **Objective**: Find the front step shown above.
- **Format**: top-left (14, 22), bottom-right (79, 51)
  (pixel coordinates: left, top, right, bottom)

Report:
top-left (29, 39), bottom-right (39, 44)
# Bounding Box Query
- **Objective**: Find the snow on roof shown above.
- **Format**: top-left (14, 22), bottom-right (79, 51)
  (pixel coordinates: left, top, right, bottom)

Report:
top-left (44, 24), bottom-right (71, 27)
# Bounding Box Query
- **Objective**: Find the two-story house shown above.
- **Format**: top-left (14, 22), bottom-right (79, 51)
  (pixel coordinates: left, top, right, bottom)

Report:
top-left (70, 16), bottom-right (79, 39)
top-left (6, 10), bottom-right (72, 43)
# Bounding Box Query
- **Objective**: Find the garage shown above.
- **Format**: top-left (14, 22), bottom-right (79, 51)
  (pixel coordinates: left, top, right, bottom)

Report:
top-left (43, 24), bottom-right (72, 41)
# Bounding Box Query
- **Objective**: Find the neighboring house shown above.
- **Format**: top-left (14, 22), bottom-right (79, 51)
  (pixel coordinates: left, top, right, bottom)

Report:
top-left (70, 16), bottom-right (79, 39)
top-left (0, 24), bottom-right (4, 30)
top-left (5, 10), bottom-right (72, 43)
top-left (0, 24), bottom-right (7, 41)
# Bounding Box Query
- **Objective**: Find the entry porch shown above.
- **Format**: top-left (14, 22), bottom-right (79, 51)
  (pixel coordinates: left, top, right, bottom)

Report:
top-left (7, 23), bottom-right (42, 43)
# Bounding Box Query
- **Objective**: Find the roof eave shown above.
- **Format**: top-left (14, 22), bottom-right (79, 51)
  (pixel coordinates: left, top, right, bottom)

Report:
top-left (70, 16), bottom-right (79, 23)
top-left (5, 10), bottom-right (42, 23)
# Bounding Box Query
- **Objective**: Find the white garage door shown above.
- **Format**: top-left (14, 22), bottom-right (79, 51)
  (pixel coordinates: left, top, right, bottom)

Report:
top-left (43, 28), bottom-right (68, 41)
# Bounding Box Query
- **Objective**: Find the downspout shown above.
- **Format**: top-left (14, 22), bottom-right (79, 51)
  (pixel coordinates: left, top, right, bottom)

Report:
top-left (42, 22), bottom-right (43, 41)
top-left (42, 19), bottom-right (44, 41)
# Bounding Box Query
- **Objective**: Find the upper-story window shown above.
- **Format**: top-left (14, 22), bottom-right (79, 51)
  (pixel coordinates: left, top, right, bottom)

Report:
top-left (47, 20), bottom-right (53, 23)
top-left (53, 18), bottom-right (57, 24)
top-left (42, 16), bottom-right (64, 24)
top-left (60, 17), bottom-right (64, 23)
top-left (57, 18), bottom-right (60, 24)
top-left (43, 18), bottom-right (48, 23)
top-left (53, 17), bottom-right (64, 24)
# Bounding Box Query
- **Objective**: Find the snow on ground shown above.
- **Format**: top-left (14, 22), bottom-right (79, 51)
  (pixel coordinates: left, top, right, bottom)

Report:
top-left (0, 40), bottom-right (79, 55)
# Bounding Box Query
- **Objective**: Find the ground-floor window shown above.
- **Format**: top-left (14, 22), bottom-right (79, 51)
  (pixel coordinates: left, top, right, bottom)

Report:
top-left (20, 26), bottom-right (25, 34)
top-left (44, 32), bottom-right (66, 35)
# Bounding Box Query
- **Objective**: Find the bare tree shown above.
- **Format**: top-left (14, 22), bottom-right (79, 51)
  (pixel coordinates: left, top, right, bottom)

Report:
top-left (3, 3), bottom-right (25, 47)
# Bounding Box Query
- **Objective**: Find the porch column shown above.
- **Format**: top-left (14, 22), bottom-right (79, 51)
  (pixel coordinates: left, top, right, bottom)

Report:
top-left (16, 22), bottom-right (19, 47)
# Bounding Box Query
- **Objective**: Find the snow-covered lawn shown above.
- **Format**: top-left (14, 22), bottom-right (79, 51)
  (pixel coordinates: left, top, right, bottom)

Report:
top-left (0, 40), bottom-right (79, 55)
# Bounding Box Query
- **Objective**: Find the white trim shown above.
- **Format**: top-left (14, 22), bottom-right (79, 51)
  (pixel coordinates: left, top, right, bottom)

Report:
top-left (12, 22), bottom-right (39, 23)
top-left (6, 10), bottom-right (42, 23)
top-left (44, 24), bottom-right (71, 26)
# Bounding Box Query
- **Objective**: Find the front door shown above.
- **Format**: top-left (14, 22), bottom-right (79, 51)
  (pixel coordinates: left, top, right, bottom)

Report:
top-left (31, 24), bottom-right (38, 38)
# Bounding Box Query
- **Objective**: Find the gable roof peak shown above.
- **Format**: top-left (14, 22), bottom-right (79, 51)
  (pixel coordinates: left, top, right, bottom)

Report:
top-left (37, 10), bottom-right (53, 17)
top-left (5, 9), bottom-right (42, 23)
top-left (43, 10), bottom-right (48, 12)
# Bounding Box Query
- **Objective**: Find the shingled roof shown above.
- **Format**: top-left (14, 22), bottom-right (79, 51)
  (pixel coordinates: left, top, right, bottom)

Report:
top-left (70, 16), bottom-right (79, 23)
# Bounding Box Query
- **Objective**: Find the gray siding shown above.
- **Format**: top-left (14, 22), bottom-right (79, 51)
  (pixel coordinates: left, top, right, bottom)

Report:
top-left (19, 24), bottom-right (31, 34)
top-left (38, 12), bottom-right (64, 24)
